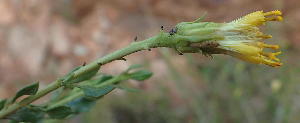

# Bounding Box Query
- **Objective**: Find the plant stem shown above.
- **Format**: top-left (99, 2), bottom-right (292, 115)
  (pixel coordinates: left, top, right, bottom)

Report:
top-left (0, 32), bottom-right (176, 118)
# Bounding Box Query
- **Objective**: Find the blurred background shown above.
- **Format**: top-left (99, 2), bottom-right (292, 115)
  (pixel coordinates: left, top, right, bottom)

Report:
top-left (0, 0), bottom-right (299, 123)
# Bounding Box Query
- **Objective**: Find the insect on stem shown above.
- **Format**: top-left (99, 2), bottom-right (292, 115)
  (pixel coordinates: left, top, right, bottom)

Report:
top-left (82, 62), bottom-right (86, 66)
top-left (169, 27), bottom-right (177, 36)
top-left (134, 36), bottom-right (138, 41)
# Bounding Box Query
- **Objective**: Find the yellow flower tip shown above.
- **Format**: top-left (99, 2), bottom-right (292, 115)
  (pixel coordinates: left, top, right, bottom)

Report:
top-left (262, 35), bottom-right (273, 39)
top-left (261, 51), bottom-right (281, 61)
top-left (277, 16), bottom-right (283, 21)
top-left (265, 16), bottom-right (283, 21)
top-left (267, 62), bottom-right (282, 67)
top-left (266, 44), bottom-right (279, 50)
top-left (231, 10), bottom-right (283, 27)
top-left (264, 10), bottom-right (283, 22)
top-left (263, 10), bottom-right (282, 16)
top-left (251, 55), bottom-right (282, 67)
top-left (267, 60), bottom-right (283, 67)
top-left (256, 42), bottom-right (279, 50)
top-left (232, 11), bottom-right (265, 26)
top-left (274, 51), bottom-right (282, 55)
top-left (220, 41), bottom-right (282, 67)
top-left (257, 34), bottom-right (272, 39)
top-left (228, 52), bottom-right (282, 67)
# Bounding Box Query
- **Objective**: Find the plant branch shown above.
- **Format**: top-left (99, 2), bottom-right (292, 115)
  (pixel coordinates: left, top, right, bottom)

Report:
top-left (0, 31), bottom-right (179, 119)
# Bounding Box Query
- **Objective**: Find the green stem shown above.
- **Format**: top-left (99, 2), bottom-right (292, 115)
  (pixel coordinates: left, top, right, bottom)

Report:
top-left (0, 32), bottom-right (176, 118)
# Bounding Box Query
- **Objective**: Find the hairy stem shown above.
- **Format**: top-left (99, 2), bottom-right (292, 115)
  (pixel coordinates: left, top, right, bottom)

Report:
top-left (0, 32), bottom-right (177, 118)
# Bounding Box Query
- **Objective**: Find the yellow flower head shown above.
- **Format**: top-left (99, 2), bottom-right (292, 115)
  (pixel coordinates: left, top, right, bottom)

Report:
top-left (209, 10), bottom-right (283, 67)
top-left (176, 10), bottom-right (283, 67)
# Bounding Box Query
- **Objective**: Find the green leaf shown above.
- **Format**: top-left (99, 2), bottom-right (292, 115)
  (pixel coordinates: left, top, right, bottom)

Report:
top-left (7, 107), bottom-right (45, 122)
top-left (62, 66), bottom-right (82, 84)
top-left (12, 82), bottom-right (39, 102)
top-left (95, 75), bottom-right (113, 84)
top-left (68, 66), bottom-right (82, 75)
top-left (0, 99), bottom-right (6, 111)
top-left (79, 85), bottom-right (115, 98)
top-left (8, 120), bottom-right (18, 123)
top-left (193, 12), bottom-right (207, 23)
top-left (127, 64), bottom-right (142, 71)
top-left (66, 97), bottom-right (96, 113)
top-left (47, 106), bottom-right (73, 119)
top-left (64, 66), bottom-right (81, 79)
top-left (68, 67), bottom-right (100, 84)
top-left (78, 75), bottom-right (113, 86)
top-left (113, 85), bottom-right (141, 93)
top-left (129, 70), bottom-right (153, 81)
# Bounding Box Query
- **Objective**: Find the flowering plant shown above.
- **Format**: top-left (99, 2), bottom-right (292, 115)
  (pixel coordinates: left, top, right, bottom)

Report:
top-left (0, 10), bottom-right (283, 122)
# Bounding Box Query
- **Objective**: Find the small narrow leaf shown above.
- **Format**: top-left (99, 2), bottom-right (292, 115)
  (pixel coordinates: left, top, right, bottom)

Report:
top-left (0, 99), bottom-right (6, 111)
top-left (66, 97), bottom-right (96, 113)
top-left (113, 85), bottom-right (141, 93)
top-left (80, 75), bottom-right (113, 86)
top-left (95, 75), bottom-right (113, 84)
top-left (61, 66), bottom-right (82, 83)
top-left (69, 66), bottom-right (82, 74)
top-left (13, 82), bottom-right (39, 102)
top-left (47, 106), bottom-right (73, 119)
top-left (65, 66), bottom-right (86, 79)
top-left (126, 64), bottom-right (142, 71)
top-left (7, 107), bottom-right (45, 122)
top-left (130, 70), bottom-right (153, 81)
top-left (69, 67), bottom-right (100, 84)
top-left (79, 85), bottom-right (115, 98)
top-left (193, 12), bottom-right (207, 23)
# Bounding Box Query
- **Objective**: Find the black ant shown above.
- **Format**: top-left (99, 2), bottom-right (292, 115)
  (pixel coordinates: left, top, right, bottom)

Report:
top-left (134, 36), bottom-right (138, 41)
top-left (169, 27), bottom-right (177, 36)
top-left (82, 62), bottom-right (86, 66)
